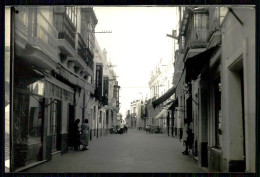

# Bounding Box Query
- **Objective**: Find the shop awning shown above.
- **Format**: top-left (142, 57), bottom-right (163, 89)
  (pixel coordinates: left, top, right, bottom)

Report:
top-left (185, 45), bottom-right (220, 83)
top-left (169, 98), bottom-right (179, 110)
top-left (155, 108), bottom-right (167, 119)
top-left (152, 86), bottom-right (176, 108)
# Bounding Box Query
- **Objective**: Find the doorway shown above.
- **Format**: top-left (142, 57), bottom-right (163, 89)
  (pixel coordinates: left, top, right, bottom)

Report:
top-left (68, 104), bottom-right (75, 147)
top-left (49, 99), bottom-right (61, 153)
top-left (228, 57), bottom-right (246, 172)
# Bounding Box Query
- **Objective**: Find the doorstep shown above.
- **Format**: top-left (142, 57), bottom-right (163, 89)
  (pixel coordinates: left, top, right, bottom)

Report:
top-left (15, 151), bottom-right (61, 172)
top-left (188, 149), bottom-right (198, 161)
top-left (15, 160), bottom-right (48, 172)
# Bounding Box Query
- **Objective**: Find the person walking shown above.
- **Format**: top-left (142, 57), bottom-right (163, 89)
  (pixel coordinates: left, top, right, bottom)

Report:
top-left (148, 125), bottom-right (151, 133)
top-left (146, 125), bottom-right (149, 134)
top-left (120, 121), bottom-right (124, 134)
top-left (80, 119), bottom-right (90, 151)
top-left (73, 119), bottom-right (81, 151)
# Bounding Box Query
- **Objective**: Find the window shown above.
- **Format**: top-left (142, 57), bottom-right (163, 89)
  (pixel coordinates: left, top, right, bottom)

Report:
top-left (103, 77), bottom-right (109, 97)
top-left (65, 7), bottom-right (77, 27)
top-left (194, 13), bottom-right (208, 28)
top-left (193, 12), bottom-right (208, 42)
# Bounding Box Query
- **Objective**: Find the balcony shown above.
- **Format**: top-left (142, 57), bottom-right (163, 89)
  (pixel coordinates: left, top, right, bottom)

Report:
top-left (56, 15), bottom-right (76, 57)
top-left (77, 33), bottom-right (87, 62)
top-left (20, 11), bottom-right (59, 71)
top-left (207, 8), bottom-right (228, 48)
top-left (179, 8), bottom-right (208, 54)
top-left (77, 33), bottom-right (94, 71)
top-left (188, 27), bottom-right (208, 48)
top-left (15, 7), bottom-right (29, 50)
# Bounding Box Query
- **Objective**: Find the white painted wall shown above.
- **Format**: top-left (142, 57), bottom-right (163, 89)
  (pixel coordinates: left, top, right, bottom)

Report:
top-left (221, 8), bottom-right (255, 172)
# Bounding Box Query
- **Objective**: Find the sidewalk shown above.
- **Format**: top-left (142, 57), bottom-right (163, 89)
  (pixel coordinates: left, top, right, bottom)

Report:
top-left (25, 129), bottom-right (207, 173)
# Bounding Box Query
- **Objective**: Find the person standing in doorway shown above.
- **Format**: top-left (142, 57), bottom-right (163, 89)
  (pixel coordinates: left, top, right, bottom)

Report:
top-left (80, 119), bottom-right (89, 151)
top-left (73, 119), bottom-right (81, 151)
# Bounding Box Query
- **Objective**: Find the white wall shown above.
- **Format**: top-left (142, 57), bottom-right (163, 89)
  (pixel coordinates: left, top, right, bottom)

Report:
top-left (221, 8), bottom-right (255, 172)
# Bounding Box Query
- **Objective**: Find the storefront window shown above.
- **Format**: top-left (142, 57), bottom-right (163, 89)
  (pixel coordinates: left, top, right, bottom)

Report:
top-left (13, 91), bottom-right (44, 170)
top-left (28, 97), bottom-right (44, 139)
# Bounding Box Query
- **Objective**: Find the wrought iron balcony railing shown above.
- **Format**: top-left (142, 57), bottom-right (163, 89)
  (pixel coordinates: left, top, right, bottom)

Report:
top-left (57, 15), bottom-right (75, 49)
top-left (77, 33), bottom-right (88, 62)
top-left (183, 23), bottom-right (208, 53)
top-left (76, 33), bottom-right (94, 70)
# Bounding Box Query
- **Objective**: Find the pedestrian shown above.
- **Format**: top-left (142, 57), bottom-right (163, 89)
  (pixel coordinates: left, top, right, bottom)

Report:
top-left (148, 125), bottom-right (151, 133)
top-left (120, 121), bottom-right (124, 134)
top-left (146, 125), bottom-right (149, 134)
top-left (124, 124), bottom-right (128, 133)
top-left (182, 119), bottom-right (189, 155)
top-left (80, 119), bottom-right (89, 151)
top-left (73, 119), bottom-right (81, 151)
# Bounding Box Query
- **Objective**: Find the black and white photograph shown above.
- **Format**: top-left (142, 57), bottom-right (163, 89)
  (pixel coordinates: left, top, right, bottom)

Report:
top-left (4, 5), bottom-right (256, 173)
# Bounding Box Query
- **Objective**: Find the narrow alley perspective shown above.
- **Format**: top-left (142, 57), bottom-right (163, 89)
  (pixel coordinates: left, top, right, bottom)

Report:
top-left (4, 4), bottom-right (256, 174)
top-left (25, 129), bottom-right (205, 173)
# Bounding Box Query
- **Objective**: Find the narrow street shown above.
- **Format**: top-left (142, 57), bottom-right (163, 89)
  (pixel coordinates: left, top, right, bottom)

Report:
top-left (25, 129), bottom-right (206, 173)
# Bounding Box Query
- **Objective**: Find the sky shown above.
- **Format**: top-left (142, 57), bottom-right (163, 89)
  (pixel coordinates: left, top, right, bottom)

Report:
top-left (93, 7), bottom-right (178, 118)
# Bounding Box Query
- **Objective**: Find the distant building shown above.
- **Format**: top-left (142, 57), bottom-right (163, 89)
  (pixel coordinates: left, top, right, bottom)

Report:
top-left (148, 58), bottom-right (175, 134)
top-left (92, 39), bottom-right (120, 138)
top-left (130, 99), bottom-right (146, 130)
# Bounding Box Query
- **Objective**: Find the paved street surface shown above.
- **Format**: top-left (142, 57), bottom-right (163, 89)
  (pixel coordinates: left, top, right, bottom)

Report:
top-left (25, 129), bottom-right (206, 173)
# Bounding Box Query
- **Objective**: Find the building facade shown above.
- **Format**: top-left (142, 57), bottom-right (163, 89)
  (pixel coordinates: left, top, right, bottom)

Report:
top-left (92, 39), bottom-right (120, 138)
top-left (7, 6), bottom-right (120, 172)
top-left (174, 6), bottom-right (255, 172)
top-left (130, 99), bottom-right (145, 130)
top-left (10, 6), bottom-right (97, 171)
top-left (148, 58), bottom-right (175, 134)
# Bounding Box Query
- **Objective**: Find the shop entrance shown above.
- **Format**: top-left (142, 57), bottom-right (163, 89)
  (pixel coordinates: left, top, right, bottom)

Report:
top-left (68, 104), bottom-right (75, 147)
